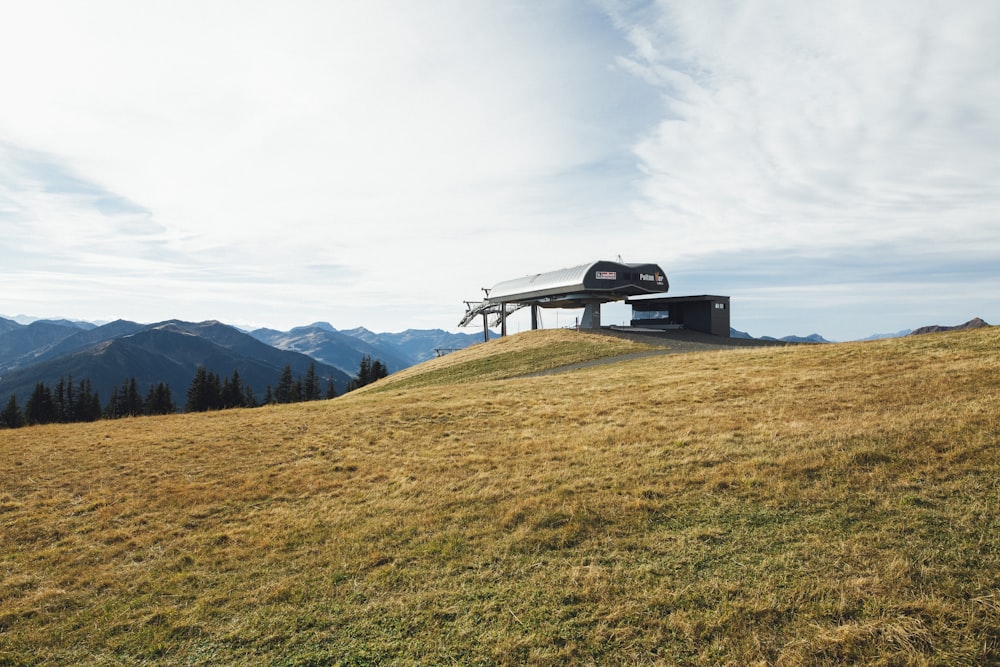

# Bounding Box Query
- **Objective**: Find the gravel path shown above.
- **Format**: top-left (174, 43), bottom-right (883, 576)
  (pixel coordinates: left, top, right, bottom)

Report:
top-left (519, 327), bottom-right (791, 378)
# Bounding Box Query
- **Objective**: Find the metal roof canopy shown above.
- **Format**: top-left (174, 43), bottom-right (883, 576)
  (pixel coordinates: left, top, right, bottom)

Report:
top-left (486, 260), bottom-right (668, 308)
top-left (460, 260), bottom-right (669, 338)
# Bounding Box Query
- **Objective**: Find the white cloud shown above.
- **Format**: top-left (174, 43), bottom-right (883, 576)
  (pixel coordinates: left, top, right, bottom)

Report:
top-left (615, 1), bottom-right (1000, 260)
top-left (1, 1), bottom-right (997, 338)
top-left (0, 1), bottom-right (655, 328)
top-left (2, 2), bottom-right (632, 235)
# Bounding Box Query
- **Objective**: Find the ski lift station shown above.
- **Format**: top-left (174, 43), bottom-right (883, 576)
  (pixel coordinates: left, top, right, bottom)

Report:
top-left (460, 260), bottom-right (730, 339)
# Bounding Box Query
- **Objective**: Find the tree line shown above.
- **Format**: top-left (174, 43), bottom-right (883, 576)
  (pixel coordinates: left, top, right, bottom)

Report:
top-left (1, 356), bottom-right (387, 429)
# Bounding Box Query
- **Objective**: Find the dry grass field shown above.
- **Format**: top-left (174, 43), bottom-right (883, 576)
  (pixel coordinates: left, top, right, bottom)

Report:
top-left (1, 327), bottom-right (998, 665)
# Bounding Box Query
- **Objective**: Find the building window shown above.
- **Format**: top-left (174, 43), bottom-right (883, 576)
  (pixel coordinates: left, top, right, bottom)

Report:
top-left (715, 303), bottom-right (726, 309)
top-left (633, 310), bottom-right (670, 320)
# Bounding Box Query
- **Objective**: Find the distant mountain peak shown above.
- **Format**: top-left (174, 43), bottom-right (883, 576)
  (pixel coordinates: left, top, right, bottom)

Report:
top-left (289, 323), bottom-right (332, 336)
top-left (731, 328), bottom-right (830, 343)
top-left (249, 324), bottom-right (489, 375)
top-left (783, 333), bottom-right (830, 344)
top-left (858, 329), bottom-right (912, 341)
top-left (910, 317), bottom-right (991, 336)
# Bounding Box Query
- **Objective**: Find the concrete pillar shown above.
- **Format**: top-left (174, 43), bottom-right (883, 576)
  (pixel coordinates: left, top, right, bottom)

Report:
top-left (581, 303), bottom-right (601, 329)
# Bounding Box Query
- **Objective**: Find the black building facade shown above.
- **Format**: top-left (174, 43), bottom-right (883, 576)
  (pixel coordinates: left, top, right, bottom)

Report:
top-left (627, 295), bottom-right (731, 337)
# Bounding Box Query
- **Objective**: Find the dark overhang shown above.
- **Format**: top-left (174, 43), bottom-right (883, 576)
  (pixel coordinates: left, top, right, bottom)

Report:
top-left (627, 294), bottom-right (729, 310)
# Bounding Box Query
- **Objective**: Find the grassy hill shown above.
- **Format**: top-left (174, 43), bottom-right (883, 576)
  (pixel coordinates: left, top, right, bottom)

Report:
top-left (1, 328), bottom-right (997, 665)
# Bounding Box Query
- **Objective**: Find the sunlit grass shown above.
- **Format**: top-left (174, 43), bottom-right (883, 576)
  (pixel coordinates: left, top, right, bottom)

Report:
top-left (366, 328), bottom-right (655, 391)
top-left (1, 327), bottom-right (998, 665)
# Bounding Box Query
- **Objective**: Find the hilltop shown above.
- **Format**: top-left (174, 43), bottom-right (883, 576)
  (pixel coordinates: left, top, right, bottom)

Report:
top-left (1, 327), bottom-right (998, 665)
top-left (910, 316), bottom-right (991, 336)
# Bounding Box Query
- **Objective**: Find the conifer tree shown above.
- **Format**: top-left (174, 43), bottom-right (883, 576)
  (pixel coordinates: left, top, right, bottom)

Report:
top-left (243, 384), bottom-right (257, 408)
top-left (325, 378), bottom-right (337, 400)
top-left (72, 378), bottom-right (100, 422)
top-left (347, 355), bottom-right (388, 391)
top-left (104, 385), bottom-right (120, 419)
top-left (186, 367), bottom-right (211, 412)
top-left (221, 369), bottom-right (244, 409)
top-left (1, 395), bottom-right (24, 429)
top-left (25, 383), bottom-right (57, 425)
top-left (43, 376), bottom-right (99, 423)
top-left (207, 372), bottom-right (223, 410)
top-left (276, 364), bottom-right (294, 404)
top-left (353, 356), bottom-right (372, 390)
top-left (125, 378), bottom-right (143, 417)
top-left (146, 382), bottom-right (176, 415)
top-left (304, 362), bottom-right (321, 402)
top-left (64, 376), bottom-right (76, 421)
top-left (222, 376), bottom-right (232, 407)
top-left (85, 386), bottom-right (102, 422)
top-left (53, 377), bottom-right (67, 422)
top-left (104, 378), bottom-right (142, 418)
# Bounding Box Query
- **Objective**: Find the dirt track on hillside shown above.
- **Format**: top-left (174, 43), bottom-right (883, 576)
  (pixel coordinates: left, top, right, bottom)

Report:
top-left (520, 327), bottom-right (792, 378)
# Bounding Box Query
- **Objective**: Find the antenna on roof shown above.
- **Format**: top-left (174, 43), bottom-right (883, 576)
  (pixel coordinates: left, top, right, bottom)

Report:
top-left (617, 254), bottom-right (623, 263)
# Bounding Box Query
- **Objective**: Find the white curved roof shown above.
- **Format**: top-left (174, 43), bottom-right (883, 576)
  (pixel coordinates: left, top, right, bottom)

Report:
top-left (486, 260), bottom-right (668, 305)
top-left (488, 263), bottom-right (594, 302)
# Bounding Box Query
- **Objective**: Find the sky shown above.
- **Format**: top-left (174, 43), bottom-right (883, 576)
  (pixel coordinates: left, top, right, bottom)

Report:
top-left (1, 0), bottom-right (998, 341)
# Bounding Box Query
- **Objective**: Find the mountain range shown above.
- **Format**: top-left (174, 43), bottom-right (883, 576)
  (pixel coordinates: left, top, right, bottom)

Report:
top-left (0, 319), bottom-right (348, 407)
top-left (729, 328), bottom-right (833, 343)
top-left (0, 317), bottom-right (487, 408)
top-left (247, 322), bottom-right (492, 375)
top-left (909, 317), bottom-right (991, 336)
top-left (1, 314), bottom-right (989, 409)
top-left (730, 317), bottom-right (989, 343)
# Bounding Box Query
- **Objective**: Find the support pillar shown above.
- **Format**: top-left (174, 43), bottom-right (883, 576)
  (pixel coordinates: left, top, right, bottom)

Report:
top-left (581, 303), bottom-right (601, 329)
top-left (531, 304), bottom-right (539, 330)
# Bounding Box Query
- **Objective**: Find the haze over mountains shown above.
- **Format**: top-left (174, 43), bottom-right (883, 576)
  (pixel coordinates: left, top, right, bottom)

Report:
top-left (247, 322), bottom-right (491, 375)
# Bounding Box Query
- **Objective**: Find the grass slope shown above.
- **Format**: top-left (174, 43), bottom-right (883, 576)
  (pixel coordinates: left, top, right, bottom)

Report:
top-left (1, 328), bottom-right (998, 665)
top-left (365, 328), bottom-right (655, 391)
